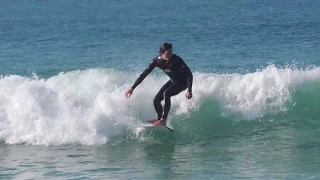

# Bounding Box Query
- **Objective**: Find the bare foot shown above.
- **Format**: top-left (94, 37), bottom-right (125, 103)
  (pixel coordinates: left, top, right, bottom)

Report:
top-left (147, 119), bottom-right (158, 123)
top-left (152, 118), bottom-right (166, 126)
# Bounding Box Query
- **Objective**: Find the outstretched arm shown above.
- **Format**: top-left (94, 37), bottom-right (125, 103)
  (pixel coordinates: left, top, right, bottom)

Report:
top-left (125, 59), bottom-right (157, 98)
top-left (131, 60), bottom-right (157, 90)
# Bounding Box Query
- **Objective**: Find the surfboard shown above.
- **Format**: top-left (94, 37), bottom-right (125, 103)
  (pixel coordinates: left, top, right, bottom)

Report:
top-left (142, 120), bottom-right (174, 132)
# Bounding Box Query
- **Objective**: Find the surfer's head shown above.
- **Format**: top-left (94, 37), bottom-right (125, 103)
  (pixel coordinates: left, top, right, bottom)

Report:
top-left (159, 43), bottom-right (172, 60)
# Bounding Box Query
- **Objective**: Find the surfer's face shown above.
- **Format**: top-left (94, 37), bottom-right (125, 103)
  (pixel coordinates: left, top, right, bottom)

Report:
top-left (161, 49), bottom-right (173, 61)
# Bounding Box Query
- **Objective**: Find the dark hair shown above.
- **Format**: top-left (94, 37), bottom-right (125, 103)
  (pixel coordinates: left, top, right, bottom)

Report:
top-left (159, 43), bottom-right (172, 54)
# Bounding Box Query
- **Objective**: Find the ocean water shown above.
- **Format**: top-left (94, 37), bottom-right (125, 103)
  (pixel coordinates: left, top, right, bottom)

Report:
top-left (1, 0), bottom-right (320, 179)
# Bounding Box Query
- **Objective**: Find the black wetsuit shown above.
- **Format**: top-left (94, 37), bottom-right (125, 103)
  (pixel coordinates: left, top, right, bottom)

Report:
top-left (131, 54), bottom-right (193, 120)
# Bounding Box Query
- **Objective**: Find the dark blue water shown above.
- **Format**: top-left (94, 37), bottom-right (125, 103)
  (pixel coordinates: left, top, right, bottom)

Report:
top-left (1, 0), bottom-right (320, 179)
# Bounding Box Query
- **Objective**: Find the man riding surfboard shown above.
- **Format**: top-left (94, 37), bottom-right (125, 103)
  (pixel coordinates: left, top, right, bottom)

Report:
top-left (125, 43), bottom-right (193, 126)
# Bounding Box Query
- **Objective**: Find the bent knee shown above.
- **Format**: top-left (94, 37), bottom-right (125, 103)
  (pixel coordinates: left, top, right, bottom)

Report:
top-left (153, 95), bottom-right (162, 103)
top-left (163, 90), bottom-right (172, 99)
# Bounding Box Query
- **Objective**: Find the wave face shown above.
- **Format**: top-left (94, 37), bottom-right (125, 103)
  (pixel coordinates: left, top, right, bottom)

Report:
top-left (0, 65), bottom-right (319, 145)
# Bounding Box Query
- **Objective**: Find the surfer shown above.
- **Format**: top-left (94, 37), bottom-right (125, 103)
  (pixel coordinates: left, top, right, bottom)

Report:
top-left (125, 43), bottom-right (193, 126)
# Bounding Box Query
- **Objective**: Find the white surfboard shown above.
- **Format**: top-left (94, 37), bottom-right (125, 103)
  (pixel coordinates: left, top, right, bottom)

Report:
top-left (142, 122), bottom-right (174, 132)
top-left (142, 123), bottom-right (157, 128)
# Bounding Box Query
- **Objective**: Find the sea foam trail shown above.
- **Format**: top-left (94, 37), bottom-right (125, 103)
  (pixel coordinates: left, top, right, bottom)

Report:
top-left (0, 65), bottom-right (319, 145)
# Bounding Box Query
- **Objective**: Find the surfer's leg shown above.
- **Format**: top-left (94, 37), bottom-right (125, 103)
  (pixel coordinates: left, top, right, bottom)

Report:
top-left (162, 83), bottom-right (187, 120)
top-left (153, 80), bottom-right (173, 120)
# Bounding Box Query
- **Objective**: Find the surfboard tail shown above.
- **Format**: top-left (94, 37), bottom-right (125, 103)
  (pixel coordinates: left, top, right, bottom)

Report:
top-left (164, 125), bottom-right (173, 132)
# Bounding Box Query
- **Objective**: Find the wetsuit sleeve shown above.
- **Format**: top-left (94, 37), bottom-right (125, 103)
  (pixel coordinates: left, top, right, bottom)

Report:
top-left (179, 58), bottom-right (193, 93)
top-left (185, 65), bottom-right (193, 93)
top-left (131, 59), bottom-right (157, 90)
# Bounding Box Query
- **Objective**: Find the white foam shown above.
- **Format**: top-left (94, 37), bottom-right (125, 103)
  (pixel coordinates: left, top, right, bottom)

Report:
top-left (0, 65), bottom-right (319, 145)
top-left (187, 65), bottom-right (320, 119)
top-left (0, 69), bottom-right (142, 145)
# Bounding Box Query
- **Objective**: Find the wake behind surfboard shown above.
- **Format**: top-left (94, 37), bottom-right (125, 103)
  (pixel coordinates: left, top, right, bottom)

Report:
top-left (142, 119), bottom-right (174, 132)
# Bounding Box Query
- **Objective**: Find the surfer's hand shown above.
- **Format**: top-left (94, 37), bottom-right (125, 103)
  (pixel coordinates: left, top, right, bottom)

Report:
top-left (186, 91), bottom-right (192, 99)
top-left (125, 88), bottom-right (133, 98)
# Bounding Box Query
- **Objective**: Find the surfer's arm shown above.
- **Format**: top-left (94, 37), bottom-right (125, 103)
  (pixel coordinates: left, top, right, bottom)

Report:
top-left (131, 59), bottom-right (157, 90)
top-left (186, 68), bottom-right (193, 93)
top-left (179, 57), bottom-right (193, 93)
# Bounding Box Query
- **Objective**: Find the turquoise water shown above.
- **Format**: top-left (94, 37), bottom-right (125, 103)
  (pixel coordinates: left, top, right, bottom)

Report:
top-left (1, 0), bottom-right (320, 179)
